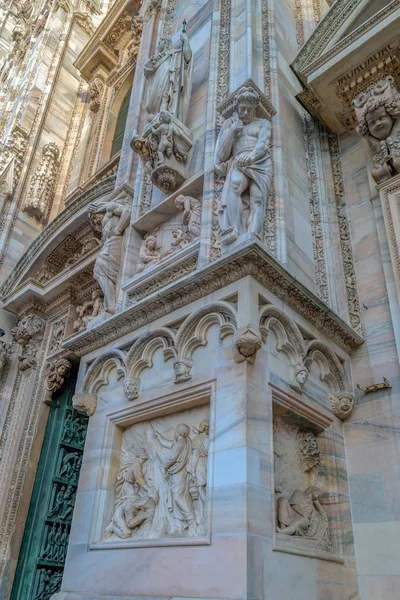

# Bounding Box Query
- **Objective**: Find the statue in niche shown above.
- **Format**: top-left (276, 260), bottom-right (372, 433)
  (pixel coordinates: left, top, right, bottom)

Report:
top-left (136, 235), bottom-right (161, 273)
top-left (73, 290), bottom-right (104, 332)
top-left (144, 27), bottom-right (192, 123)
top-left (353, 76), bottom-right (400, 183)
top-left (188, 420), bottom-right (209, 524)
top-left (175, 194), bottom-right (201, 238)
top-left (214, 85), bottom-right (273, 243)
top-left (276, 486), bottom-right (332, 551)
top-left (131, 23), bottom-right (194, 193)
top-left (104, 415), bottom-right (208, 541)
top-left (88, 199), bottom-right (131, 314)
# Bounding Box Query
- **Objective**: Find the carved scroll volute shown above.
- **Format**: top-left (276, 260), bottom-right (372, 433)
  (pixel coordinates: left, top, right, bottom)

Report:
top-left (23, 142), bottom-right (60, 222)
top-left (44, 359), bottom-right (72, 405)
top-left (353, 76), bottom-right (400, 184)
top-left (11, 314), bottom-right (46, 371)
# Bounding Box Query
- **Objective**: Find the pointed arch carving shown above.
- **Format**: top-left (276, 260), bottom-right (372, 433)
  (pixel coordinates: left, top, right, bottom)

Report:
top-left (304, 340), bottom-right (345, 391)
top-left (259, 305), bottom-right (306, 366)
top-left (175, 302), bottom-right (237, 359)
top-left (124, 328), bottom-right (176, 400)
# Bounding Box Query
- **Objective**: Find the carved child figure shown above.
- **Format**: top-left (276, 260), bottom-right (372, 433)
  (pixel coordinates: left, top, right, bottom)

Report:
top-left (136, 235), bottom-right (161, 273)
top-left (354, 77), bottom-right (400, 182)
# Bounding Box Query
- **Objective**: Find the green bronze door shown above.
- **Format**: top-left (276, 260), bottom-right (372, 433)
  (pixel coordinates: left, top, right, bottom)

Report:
top-left (11, 364), bottom-right (88, 600)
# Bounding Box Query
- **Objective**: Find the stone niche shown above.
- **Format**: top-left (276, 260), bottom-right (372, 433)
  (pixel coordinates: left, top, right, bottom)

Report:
top-left (273, 401), bottom-right (343, 562)
top-left (90, 390), bottom-right (212, 549)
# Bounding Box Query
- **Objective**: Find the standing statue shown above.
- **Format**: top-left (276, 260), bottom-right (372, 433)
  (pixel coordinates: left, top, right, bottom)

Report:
top-left (132, 23), bottom-right (194, 193)
top-left (144, 26), bottom-right (193, 123)
top-left (88, 200), bottom-right (131, 314)
top-left (215, 85), bottom-right (273, 241)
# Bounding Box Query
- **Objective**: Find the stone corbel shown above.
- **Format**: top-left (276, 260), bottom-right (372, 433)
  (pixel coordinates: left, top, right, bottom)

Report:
top-left (290, 363), bottom-right (309, 393)
top-left (173, 357), bottom-right (193, 383)
top-left (11, 314), bottom-right (46, 371)
top-left (72, 392), bottom-right (98, 416)
top-left (44, 359), bottom-right (72, 405)
top-left (232, 326), bottom-right (262, 364)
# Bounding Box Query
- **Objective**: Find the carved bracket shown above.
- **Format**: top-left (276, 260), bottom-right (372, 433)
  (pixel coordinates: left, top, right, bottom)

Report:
top-left (11, 314), bottom-right (46, 371)
top-left (44, 359), bottom-right (72, 405)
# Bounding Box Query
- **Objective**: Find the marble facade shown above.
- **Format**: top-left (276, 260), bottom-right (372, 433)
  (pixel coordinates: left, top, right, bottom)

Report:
top-left (0, 1), bottom-right (399, 599)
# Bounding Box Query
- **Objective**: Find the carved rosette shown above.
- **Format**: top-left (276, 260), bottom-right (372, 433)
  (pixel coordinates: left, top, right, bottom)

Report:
top-left (44, 359), bottom-right (72, 405)
top-left (23, 142), bottom-right (60, 222)
top-left (11, 314), bottom-right (45, 371)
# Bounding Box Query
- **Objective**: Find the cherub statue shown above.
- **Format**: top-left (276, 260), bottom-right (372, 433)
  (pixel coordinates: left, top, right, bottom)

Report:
top-left (136, 235), bottom-right (161, 273)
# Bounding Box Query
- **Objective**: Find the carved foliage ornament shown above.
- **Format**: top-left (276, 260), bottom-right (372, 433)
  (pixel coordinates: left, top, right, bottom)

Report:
top-left (353, 77), bottom-right (400, 183)
top-left (23, 142), bottom-right (60, 222)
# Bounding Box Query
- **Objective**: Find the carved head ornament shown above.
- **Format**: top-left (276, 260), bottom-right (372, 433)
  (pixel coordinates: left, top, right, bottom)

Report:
top-left (330, 392), bottom-right (355, 421)
top-left (353, 77), bottom-right (400, 140)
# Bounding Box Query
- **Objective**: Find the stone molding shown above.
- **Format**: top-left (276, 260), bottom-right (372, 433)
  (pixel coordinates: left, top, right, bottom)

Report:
top-left (62, 240), bottom-right (363, 359)
top-left (0, 175), bottom-right (116, 301)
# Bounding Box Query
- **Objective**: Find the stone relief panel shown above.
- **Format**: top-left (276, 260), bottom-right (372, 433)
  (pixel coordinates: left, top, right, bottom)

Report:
top-left (73, 289), bottom-right (104, 333)
top-left (104, 404), bottom-right (209, 542)
top-left (273, 412), bottom-right (334, 556)
top-left (136, 195), bottom-right (201, 274)
top-left (131, 24), bottom-right (194, 193)
top-left (353, 76), bottom-right (400, 183)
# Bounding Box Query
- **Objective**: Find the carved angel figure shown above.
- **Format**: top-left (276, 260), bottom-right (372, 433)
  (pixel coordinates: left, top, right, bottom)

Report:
top-left (276, 486), bottom-right (332, 550)
top-left (215, 85), bottom-right (272, 240)
top-left (136, 235), bottom-right (161, 273)
top-left (354, 77), bottom-right (400, 182)
top-left (175, 194), bottom-right (201, 238)
top-left (330, 393), bottom-right (355, 421)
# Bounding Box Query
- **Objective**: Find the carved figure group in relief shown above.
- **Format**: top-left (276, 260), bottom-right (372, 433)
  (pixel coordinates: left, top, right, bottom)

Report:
top-left (297, 430), bottom-right (320, 474)
top-left (132, 24), bottom-right (194, 193)
top-left (73, 290), bottom-right (104, 332)
top-left (136, 195), bottom-right (201, 274)
top-left (276, 486), bottom-right (332, 551)
top-left (215, 85), bottom-right (273, 242)
top-left (353, 77), bottom-right (400, 183)
top-left (88, 199), bottom-right (131, 314)
top-left (105, 416), bottom-right (209, 541)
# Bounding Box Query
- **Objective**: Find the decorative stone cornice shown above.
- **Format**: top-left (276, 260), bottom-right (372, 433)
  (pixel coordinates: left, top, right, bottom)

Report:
top-left (0, 175), bottom-right (116, 300)
top-left (62, 240), bottom-right (364, 358)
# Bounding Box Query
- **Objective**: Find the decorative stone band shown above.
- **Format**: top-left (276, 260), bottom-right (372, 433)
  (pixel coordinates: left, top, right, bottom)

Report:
top-left (62, 239), bottom-right (364, 358)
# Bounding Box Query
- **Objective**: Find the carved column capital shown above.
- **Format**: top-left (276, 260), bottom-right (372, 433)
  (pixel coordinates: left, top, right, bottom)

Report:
top-left (44, 358), bottom-right (72, 405)
top-left (11, 314), bottom-right (45, 371)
